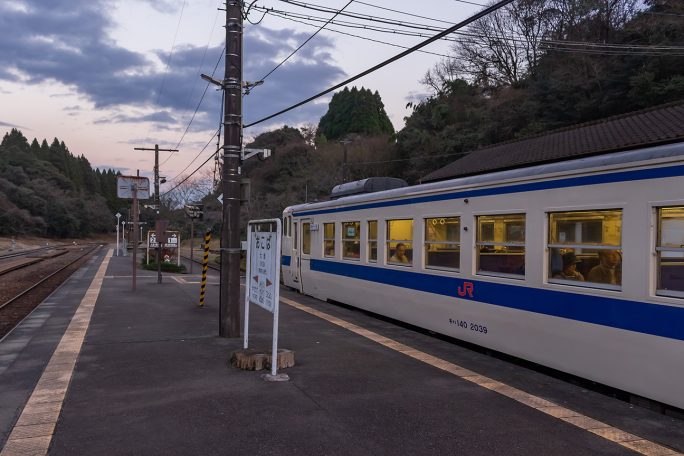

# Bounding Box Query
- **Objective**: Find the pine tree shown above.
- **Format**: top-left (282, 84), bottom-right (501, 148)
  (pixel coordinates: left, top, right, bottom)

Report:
top-left (318, 87), bottom-right (394, 140)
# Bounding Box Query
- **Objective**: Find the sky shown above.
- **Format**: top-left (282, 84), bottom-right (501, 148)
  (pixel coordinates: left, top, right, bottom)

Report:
top-left (0, 0), bottom-right (481, 190)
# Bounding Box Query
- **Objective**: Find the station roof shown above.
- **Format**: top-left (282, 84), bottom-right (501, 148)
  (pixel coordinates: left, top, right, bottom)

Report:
top-left (421, 101), bottom-right (684, 183)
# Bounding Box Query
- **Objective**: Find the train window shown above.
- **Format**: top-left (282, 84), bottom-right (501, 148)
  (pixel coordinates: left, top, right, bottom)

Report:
top-left (302, 222), bottom-right (311, 255)
top-left (368, 221), bottom-right (378, 262)
top-left (548, 210), bottom-right (622, 288)
top-left (656, 206), bottom-right (684, 298)
top-left (324, 223), bottom-right (335, 257)
top-left (387, 219), bottom-right (413, 266)
top-left (476, 214), bottom-right (525, 277)
top-left (342, 222), bottom-right (361, 260)
top-left (425, 217), bottom-right (460, 270)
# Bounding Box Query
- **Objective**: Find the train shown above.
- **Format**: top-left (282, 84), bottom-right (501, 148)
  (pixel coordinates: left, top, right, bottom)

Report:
top-left (281, 141), bottom-right (684, 410)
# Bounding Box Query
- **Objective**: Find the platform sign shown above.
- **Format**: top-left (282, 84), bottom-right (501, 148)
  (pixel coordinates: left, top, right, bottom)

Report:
top-left (249, 230), bottom-right (278, 312)
top-left (117, 176), bottom-right (150, 200)
top-left (146, 230), bottom-right (181, 266)
top-left (244, 219), bottom-right (283, 378)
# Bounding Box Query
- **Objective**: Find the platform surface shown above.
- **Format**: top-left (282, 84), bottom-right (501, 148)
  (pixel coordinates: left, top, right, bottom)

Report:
top-left (0, 248), bottom-right (682, 456)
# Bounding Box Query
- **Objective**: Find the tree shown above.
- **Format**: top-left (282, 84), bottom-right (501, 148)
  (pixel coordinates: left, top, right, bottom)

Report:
top-left (317, 87), bottom-right (394, 140)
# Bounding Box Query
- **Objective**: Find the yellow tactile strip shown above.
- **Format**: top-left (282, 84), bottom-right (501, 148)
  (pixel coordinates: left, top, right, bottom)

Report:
top-left (1, 250), bottom-right (112, 456)
top-left (281, 296), bottom-right (682, 456)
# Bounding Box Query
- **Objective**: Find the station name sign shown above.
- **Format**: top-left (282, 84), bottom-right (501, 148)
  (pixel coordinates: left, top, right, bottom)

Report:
top-left (117, 176), bottom-right (150, 200)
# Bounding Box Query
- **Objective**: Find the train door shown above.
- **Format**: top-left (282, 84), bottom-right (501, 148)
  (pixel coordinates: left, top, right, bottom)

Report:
top-left (298, 219), bottom-right (312, 293)
top-left (287, 220), bottom-right (301, 291)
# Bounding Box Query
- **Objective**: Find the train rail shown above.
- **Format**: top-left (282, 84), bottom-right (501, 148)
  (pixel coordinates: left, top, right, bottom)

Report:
top-left (0, 244), bottom-right (100, 339)
top-left (180, 251), bottom-right (219, 271)
top-left (0, 244), bottom-right (67, 261)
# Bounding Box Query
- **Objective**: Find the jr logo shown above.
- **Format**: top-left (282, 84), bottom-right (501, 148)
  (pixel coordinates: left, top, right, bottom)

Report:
top-left (457, 281), bottom-right (474, 298)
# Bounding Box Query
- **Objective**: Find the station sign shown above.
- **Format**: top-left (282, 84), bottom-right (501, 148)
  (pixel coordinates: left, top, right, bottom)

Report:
top-left (243, 218), bottom-right (283, 379)
top-left (117, 176), bottom-right (150, 200)
top-left (148, 231), bottom-right (179, 249)
top-left (249, 229), bottom-right (278, 313)
top-left (184, 204), bottom-right (204, 220)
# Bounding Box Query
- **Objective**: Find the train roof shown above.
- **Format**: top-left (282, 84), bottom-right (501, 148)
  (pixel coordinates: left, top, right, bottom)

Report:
top-left (422, 101), bottom-right (684, 183)
top-left (284, 140), bottom-right (684, 215)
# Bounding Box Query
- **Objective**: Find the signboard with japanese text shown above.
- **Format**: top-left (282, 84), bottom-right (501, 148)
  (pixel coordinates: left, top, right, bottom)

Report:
top-left (249, 229), bottom-right (278, 313)
top-left (243, 219), bottom-right (283, 378)
top-left (146, 230), bottom-right (181, 266)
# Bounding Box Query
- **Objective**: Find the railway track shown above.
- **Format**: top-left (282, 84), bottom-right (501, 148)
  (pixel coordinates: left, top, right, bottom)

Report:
top-left (180, 251), bottom-right (219, 271)
top-left (0, 244), bottom-right (66, 261)
top-left (0, 244), bottom-right (101, 339)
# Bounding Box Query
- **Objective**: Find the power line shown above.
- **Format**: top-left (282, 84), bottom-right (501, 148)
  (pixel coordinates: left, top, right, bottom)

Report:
top-left (351, 0), bottom-right (463, 25)
top-left (262, 4), bottom-right (684, 53)
top-left (266, 10), bottom-right (451, 58)
top-left (168, 45), bottom-right (226, 154)
top-left (161, 128), bottom-right (221, 196)
top-left (174, 5), bottom-right (222, 141)
top-left (258, 0), bottom-right (355, 83)
top-left (244, 0), bottom-right (517, 128)
top-left (152, 1), bottom-right (188, 110)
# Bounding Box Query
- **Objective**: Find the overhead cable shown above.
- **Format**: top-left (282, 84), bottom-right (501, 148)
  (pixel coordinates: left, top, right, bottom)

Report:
top-left (244, 0), bottom-right (517, 128)
top-left (162, 128), bottom-right (221, 196)
top-left (266, 11), bottom-right (451, 58)
top-left (258, 0), bottom-right (356, 83)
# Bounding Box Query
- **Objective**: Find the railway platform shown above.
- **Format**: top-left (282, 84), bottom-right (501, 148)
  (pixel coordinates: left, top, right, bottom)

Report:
top-left (0, 247), bottom-right (682, 455)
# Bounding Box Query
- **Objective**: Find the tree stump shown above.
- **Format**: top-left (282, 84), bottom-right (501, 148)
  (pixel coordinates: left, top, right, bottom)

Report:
top-left (231, 348), bottom-right (295, 371)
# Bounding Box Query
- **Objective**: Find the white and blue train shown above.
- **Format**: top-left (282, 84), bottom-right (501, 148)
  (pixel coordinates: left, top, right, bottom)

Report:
top-left (281, 142), bottom-right (684, 410)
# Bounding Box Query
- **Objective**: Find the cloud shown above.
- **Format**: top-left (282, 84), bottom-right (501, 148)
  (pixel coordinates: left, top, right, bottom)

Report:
top-left (0, 2), bottom-right (346, 131)
top-left (94, 111), bottom-right (178, 125)
top-left (0, 120), bottom-right (30, 130)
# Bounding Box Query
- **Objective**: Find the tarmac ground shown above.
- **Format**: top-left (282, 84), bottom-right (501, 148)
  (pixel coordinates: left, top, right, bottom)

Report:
top-left (0, 247), bottom-right (682, 455)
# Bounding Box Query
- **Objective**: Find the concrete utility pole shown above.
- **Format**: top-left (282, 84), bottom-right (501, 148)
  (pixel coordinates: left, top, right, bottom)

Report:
top-left (133, 145), bottom-right (178, 207)
top-left (218, 0), bottom-right (243, 337)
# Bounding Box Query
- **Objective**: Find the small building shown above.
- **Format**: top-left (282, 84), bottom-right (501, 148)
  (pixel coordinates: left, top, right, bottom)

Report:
top-left (421, 101), bottom-right (684, 183)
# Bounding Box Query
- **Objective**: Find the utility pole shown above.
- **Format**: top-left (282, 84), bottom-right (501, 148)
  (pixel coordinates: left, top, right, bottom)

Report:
top-left (134, 144), bottom-right (178, 207)
top-left (220, 0), bottom-right (243, 338)
top-left (202, 1), bottom-right (247, 337)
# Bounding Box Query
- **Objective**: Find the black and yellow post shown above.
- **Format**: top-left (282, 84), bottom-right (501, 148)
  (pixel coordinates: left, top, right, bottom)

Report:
top-left (199, 230), bottom-right (211, 307)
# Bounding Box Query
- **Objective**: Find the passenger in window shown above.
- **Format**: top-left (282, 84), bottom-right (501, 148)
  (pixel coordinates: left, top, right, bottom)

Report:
top-left (389, 243), bottom-right (410, 264)
top-left (587, 250), bottom-right (621, 285)
top-left (553, 252), bottom-right (584, 281)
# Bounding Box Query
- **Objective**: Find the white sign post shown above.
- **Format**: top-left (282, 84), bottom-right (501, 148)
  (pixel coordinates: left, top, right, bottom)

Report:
top-left (244, 218), bottom-right (284, 380)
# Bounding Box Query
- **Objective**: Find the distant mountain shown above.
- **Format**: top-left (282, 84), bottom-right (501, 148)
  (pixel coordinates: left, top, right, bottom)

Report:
top-left (0, 129), bottom-right (123, 238)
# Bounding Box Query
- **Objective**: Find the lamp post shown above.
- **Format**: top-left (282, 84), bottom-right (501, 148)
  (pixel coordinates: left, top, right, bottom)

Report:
top-left (115, 213), bottom-right (122, 256)
top-left (121, 220), bottom-right (127, 256)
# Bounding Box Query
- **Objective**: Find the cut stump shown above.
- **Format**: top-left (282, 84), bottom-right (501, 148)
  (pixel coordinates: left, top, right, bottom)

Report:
top-left (230, 348), bottom-right (295, 371)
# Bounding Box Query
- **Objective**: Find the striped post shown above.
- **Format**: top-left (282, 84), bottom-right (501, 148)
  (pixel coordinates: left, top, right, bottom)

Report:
top-left (199, 230), bottom-right (211, 307)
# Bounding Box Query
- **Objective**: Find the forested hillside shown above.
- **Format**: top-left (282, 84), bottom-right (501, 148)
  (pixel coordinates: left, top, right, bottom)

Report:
top-left (393, 0), bottom-right (684, 181)
top-left (0, 129), bottom-right (121, 237)
top-left (229, 0), bottom-right (684, 221)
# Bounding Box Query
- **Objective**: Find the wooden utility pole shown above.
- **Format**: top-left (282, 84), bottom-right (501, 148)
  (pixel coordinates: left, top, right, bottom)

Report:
top-left (133, 144), bottom-right (178, 207)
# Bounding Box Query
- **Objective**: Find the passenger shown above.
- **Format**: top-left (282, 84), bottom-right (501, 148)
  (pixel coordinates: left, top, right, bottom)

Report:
top-left (587, 250), bottom-right (621, 285)
top-left (553, 252), bottom-right (584, 281)
top-left (389, 243), bottom-right (410, 264)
